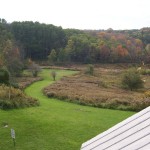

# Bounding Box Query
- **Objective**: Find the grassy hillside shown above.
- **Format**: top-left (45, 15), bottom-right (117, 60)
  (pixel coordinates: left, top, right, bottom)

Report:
top-left (0, 69), bottom-right (134, 150)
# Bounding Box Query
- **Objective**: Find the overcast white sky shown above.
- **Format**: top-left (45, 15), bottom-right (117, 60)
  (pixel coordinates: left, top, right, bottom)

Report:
top-left (1, 0), bottom-right (150, 30)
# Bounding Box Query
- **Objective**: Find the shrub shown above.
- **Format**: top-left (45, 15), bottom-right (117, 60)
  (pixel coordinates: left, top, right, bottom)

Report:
top-left (85, 64), bottom-right (94, 75)
top-left (0, 68), bottom-right (10, 85)
top-left (28, 62), bottom-right (41, 77)
top-left (7, 59), bottom-right (23, 77)
top-left (0, 84), bottom-right (39, 109)
top-left (47, 91), bottom-right (56, 97)
top-left (51, 71), bottom-right (57, 81)
top-left (122, 69), bottom-right (144, 91)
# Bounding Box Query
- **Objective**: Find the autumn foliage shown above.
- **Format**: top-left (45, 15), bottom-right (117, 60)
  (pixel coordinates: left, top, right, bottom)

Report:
top-left (1, 19), bottom-right (150, 65)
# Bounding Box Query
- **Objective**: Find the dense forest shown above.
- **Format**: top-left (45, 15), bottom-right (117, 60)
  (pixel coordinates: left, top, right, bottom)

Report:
top-left (0, 18), bottom-right (150, 75)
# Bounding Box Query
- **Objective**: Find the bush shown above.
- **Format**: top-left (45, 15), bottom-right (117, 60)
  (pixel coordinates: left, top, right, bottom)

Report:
top-left (85, 64), bottom-right (94, 75)
top-left (0, 68), bottom-right (10, 85)
top-left (51, 71), bottom-right (57, 81)
top-left (46, 91), bottom-right (56, 97)
top-left (7, 59), bottom-right (23, 77)
top-left (122, 69), bottom-right (144, 91)
top-left (28, 62), bottom-right (41, 77)
top-left (0, 84), bottom-right (39, 109)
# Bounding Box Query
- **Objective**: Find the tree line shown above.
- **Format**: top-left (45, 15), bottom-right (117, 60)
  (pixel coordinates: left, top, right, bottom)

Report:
top-left (0, 18), bottom-right (150, 76)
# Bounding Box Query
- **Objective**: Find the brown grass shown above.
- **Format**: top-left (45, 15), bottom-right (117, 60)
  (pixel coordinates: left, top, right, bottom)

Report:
top-left (0, 84), bottom-right (39, 109)
top-left (15, 76), bottom-right (42, 89)
top-left (43, 64), bottom-right (150, 111)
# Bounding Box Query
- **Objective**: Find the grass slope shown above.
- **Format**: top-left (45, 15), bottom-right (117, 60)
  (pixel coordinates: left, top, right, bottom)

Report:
top-left (0, 69), bottom-right (135, 150)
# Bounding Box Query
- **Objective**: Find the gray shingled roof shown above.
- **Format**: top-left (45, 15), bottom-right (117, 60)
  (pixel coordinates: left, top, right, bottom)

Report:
top-left (81, 106), bottom-right (150, 150)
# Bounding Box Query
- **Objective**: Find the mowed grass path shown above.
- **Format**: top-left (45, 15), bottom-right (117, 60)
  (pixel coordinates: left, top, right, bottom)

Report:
top-left (0, 69), bottom-right (135, 150)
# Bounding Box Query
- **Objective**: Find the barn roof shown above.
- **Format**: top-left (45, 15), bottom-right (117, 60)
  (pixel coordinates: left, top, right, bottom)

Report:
top-left (81, 106), bottom-right (150, 150)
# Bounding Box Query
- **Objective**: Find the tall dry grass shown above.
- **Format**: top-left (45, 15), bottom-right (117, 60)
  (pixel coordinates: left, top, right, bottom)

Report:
top-left (0, 84), bottom-right (39, 109)
top-left (43, 65), bottom-right (150, 111)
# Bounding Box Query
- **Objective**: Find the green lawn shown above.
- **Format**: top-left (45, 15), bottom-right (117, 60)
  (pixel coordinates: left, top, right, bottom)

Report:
top-left (0, 69), bottom-right (135, 150)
